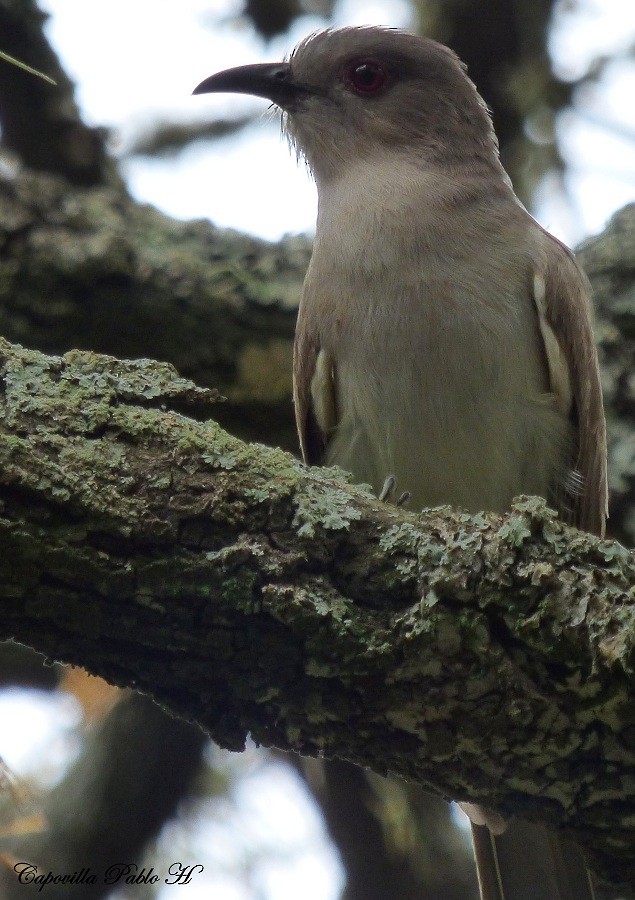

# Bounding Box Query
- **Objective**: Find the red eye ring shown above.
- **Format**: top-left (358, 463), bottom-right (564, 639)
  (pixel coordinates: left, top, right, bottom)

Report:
top-left (343, 59), bottom-right (387, 95)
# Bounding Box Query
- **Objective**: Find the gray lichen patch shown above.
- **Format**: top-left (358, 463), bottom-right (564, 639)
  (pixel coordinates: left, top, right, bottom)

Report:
top-left (293, 473), bottom-right (363, 538)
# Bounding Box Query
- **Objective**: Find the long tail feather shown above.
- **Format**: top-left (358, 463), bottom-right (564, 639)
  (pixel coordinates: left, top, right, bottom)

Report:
top-left (471, 821), bottom-right (595, 900)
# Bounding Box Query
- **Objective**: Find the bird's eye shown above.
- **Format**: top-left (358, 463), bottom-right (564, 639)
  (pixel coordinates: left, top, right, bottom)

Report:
top-left (343, 60), bottom-right (387, 95)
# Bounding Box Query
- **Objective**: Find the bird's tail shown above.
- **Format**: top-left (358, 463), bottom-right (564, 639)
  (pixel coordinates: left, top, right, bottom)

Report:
top-left (471, 820), bottom-right (595, 900)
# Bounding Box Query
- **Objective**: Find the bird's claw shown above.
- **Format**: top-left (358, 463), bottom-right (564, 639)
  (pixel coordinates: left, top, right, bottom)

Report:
top-left (379, 475), bottom-right (411, 507)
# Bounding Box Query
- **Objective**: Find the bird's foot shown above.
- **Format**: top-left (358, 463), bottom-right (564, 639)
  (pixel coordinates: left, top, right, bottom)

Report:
top-left (378, 475), bottom-right (411, 507)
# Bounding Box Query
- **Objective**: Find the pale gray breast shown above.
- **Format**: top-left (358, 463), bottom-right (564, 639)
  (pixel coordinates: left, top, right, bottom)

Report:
top-left (308, 182), bottom-right (572, 512)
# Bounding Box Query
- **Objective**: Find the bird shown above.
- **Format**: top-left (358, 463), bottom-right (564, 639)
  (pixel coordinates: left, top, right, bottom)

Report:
top-left (193, 25), bottom-right (608, 900)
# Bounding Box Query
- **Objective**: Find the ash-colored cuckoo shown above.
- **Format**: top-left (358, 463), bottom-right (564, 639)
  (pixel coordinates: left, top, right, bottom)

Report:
top-left (194, 26), bottom-right (608, 900)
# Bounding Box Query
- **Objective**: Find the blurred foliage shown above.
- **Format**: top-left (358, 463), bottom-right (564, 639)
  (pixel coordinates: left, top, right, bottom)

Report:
top-left (244, 0), bottom-right (301, 38)
top-left (242, 0), bottom-right (335, 37)
top-left (410, 0), bottom-right (568, 202)
top-left (128, 116), bottom-right (255, 157)
top-left (0, 0), bottom-right (115, 186)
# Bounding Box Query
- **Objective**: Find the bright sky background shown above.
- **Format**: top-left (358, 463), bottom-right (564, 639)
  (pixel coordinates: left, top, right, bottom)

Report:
top-left (2, 2), bottom-right (634, 898)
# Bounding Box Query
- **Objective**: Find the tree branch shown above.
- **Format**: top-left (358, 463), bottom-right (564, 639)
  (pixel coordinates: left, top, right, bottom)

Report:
top-left (0, 168), bottom-right (309, 449)
top-left (0, 338), bottom-right (633, 887)
top-left (0, 172), bottom-right (632, 539)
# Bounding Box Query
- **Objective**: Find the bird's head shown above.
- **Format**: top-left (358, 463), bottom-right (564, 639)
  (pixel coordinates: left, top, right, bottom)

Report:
top-left (193, 27), bottom-right (498, 184)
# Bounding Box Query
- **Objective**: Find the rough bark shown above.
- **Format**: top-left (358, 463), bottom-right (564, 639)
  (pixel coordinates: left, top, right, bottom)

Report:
top-left (0, 169), bottom-right (308, 449)
top-left (0, 338), bottom-right (633, 889)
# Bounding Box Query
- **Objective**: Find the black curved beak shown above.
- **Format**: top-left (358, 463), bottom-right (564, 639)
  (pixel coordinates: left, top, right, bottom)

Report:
top-left (193, 62), bottom-right (308, 111)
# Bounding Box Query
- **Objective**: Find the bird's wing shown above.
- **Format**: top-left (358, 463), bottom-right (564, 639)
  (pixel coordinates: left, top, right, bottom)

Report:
top-left (293, 311), bottom-right (337, 466)
top-left (534, 232), bottom-right (608, 537)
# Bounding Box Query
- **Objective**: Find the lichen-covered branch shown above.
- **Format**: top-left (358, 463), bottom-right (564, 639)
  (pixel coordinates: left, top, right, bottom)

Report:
top-left (0, 172), bottom-right (632, 539)
top-left (0, 338), bottom-right (633, 886)
top-left (0, 168), bottom-right (309, 449)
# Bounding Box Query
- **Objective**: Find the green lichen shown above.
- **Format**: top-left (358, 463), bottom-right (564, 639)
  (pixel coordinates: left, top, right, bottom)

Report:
top-left (498, 516), bottom-right (533, 547)
top-left (379, 522), bottom-right (420, 554)
top-left (293, 476), bottom-right (362, 538)
top-left (202, 450), bottom-right (238, 470)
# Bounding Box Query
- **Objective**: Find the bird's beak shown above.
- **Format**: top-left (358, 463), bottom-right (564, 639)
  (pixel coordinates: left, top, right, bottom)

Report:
top-left (193, 62), bottom-right (308, 111)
